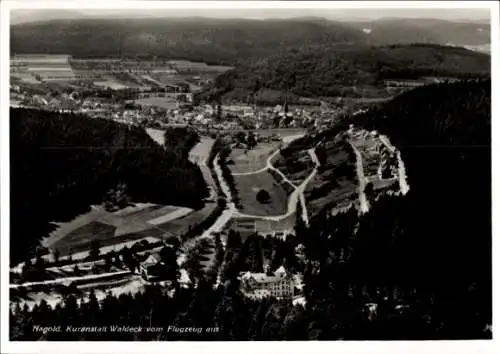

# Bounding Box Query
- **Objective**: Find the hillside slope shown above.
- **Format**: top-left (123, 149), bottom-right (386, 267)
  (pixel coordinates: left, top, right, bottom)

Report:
top-left (290, 79), bottom-right (491, 339)
top-left (350, 80), bottom-right (491, 336)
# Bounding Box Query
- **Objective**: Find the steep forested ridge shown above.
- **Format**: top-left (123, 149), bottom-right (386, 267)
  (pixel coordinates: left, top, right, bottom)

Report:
top-left (10, 109), bottom-right (208, 265)
top-left (349, 79), bottom-right (491, 336)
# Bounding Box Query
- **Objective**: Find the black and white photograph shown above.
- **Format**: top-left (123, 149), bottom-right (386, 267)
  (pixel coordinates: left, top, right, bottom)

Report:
top-left (0, 0), bottom-right (498, 352)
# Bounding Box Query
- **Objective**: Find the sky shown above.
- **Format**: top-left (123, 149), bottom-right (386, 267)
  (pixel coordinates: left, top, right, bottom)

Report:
top-left (10, 7), bottom-right (491, 24)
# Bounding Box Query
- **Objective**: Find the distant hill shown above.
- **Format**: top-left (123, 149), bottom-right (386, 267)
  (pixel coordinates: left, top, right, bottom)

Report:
top-left (207, 44), bottom-right (490, 100)
top-left (10, 18), bottom-right (366, 64)
top-left (10, 17), bottom-right (491, 63)
top-left (10, 10), bottom-right (86, 25)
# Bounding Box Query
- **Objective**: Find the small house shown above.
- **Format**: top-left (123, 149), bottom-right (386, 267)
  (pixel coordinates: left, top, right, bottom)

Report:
top-left (139, 252), bottom-right (166, 281)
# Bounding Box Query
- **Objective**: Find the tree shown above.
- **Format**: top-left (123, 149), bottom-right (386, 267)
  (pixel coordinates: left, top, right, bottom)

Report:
top-left (104, 255), bottom-right (113, 272)
top-left (236, 132), bottom-right (246, 144)
top-left (89, 240), bottom-right (101, 260)
top-left (256, 189), bottom-right (271, 204)
top-left (227, 230), bottom-right (242, 250)
top-left (34, 253), bottom-right (46, 279)
top-left (247, 131), bottom-right (257, 149)
top-left (73, 264), bottom-right (81, 276)
top-left (365, 182), bottom-right (375, 203)
top-left (53, 248), bottom-right (60, 263)
top-left (159, 245), bottom-right (179, 283)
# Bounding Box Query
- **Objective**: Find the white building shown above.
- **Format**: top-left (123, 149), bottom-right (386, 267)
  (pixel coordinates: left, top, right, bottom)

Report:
top-left (239, 266), bottom-right (295, 299)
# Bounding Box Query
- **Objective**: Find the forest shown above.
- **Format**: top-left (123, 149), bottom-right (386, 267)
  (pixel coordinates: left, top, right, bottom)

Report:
top-left (10, 80), bottom-right (491, 340)
top-left (10, 109), bottom-right (208, 265)
top-left (209, 44), bottom-right (490, 100)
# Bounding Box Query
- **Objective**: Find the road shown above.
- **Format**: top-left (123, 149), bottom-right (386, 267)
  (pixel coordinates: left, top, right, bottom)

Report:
top-left (141, 74), bottom-right (165, 87)
top-left (203, 154), bottom-right (237, 234)
top-left (231, 133), bottom-right (304, 177)
top-left (180, 153), bottom-right (237, 253)
top-left (301, 148), bottom-right (321, 225)
top-left (349, 140), bottom-right (370, 214)
top-left (232, 146), bottom-right (319, 224)
top-left (231, 148), bottom-right (282, 177)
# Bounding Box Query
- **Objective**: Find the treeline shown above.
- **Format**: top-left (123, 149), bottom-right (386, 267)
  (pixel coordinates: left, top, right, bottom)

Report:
top-left (10, 108), bottom-right (208, 265)
top-left (207, 138), bottom-right (225, 169)
top-left (181, 198), bottom-right (226, 243)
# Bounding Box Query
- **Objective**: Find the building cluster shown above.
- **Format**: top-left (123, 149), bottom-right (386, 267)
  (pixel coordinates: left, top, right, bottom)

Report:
top-left (10, 54), bottom-right (348, 135)
top-left (239, 266), bottom-right (297, 299)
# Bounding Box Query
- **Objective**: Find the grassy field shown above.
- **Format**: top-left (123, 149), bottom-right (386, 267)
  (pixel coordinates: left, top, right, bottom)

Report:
top-left (134, 97), bottom-right (178, 110)
top-left (271, 150), bottom-right (315, 185)
top-left (233, 171), bottom-right (288, 216)
top-left (253, 128), bottom-right (307, 138)
top-left (305, 177), bottom-right (358, 217)
top-left (268, 169), bottom-right (295, 196)
top-left (150, 200), bottom-right (217, 235)
top-left (188, 138), bottom-right (217, 201)
top-left (188, 138), bottom-right (215, 165)
top-left (43, 202), bottom-right (210, 257)
top-left (93, 80), bottom-right (130, 90)
top-left (228, 141), bottom-right (280, 174)
top-left (145, 128), bottom-right (166, 145)
top-left (225, 214), bottom-right (296, 239)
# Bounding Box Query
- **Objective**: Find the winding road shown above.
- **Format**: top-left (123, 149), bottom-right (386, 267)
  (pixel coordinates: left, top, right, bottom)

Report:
top-left (231, 145), bottom-right (319, 223)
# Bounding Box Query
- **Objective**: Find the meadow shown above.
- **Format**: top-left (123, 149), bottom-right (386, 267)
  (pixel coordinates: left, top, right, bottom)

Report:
top-left (233, 171), bottom-right (288, 217)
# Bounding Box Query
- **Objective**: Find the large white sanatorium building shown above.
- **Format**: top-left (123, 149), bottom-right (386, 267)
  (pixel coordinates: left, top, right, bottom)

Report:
top-left (239, 266), bottom-right (295, 299)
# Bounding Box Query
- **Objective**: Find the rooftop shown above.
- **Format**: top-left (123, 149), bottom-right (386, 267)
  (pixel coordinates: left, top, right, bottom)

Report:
top-left (240, 266), bottom-right (288, 284)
